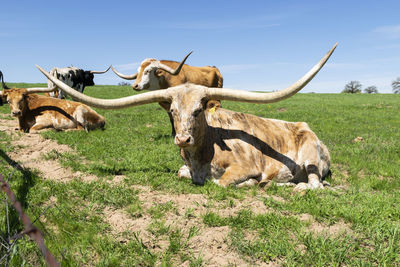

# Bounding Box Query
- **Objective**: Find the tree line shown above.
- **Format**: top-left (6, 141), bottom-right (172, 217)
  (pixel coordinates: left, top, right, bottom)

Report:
top-left (342, 77), bottom-right (400, 94)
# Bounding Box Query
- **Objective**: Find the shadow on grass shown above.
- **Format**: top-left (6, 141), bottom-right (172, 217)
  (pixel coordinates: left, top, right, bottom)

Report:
top-left (0, 149), bottom-right (37, 240)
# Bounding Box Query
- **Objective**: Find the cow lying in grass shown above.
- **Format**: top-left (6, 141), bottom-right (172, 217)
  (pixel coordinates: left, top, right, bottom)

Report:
top-left (37, 44), bottom-right (336, 190)
top-left (0, 73), bottom-right (105, 133)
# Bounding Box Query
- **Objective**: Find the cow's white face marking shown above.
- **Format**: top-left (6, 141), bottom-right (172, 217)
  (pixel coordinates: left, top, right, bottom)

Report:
top-left (134, 62), bottom-right (161, 91)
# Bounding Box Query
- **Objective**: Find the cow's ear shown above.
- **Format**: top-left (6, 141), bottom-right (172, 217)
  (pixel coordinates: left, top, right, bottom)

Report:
top-left (155, 69), bottom-right (163, 77)
top-left (159, 101), bottom-right (171, 112)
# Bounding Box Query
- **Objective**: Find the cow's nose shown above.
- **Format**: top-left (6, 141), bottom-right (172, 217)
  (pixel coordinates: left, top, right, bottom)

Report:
top-left (175, 134), bottom-right (192, 147)
top-left (132, 84), bottom-right (140, 91)
top-left (12, 111), bottom-right (21, 116)
top-left (192, 179), bottom-right (204, 186)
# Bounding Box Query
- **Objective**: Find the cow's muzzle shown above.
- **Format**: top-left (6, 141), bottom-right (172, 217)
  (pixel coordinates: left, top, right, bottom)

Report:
top-left (12, 110), bottom-right (22, 117)
top-left (174, 134), bottom-right (194, 147)
top-left (132, 84), bottom-right (141, 91)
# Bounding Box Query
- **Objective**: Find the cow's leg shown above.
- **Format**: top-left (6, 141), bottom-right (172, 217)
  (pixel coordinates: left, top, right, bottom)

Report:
top-left (29, 116), bottom-right (52, 133)
top-left (294, 138), bottom-right (327, 191)
top-left (29, 123), bottom-right (49, 133)
top-left (213, 165), bottom-right (261, 187)
top-left (73, 106), bottom-right (88, 131)
top-left (178, 165), bottom-right (191, 179)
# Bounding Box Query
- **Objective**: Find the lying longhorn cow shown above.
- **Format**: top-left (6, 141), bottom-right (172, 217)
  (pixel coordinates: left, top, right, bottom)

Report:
top-left (0, 72), bottom-right (105, 133)
top-left (47, 66), bottom-right (110, 99)
top-left (37, 44), bottom-right (336, 190)
top-left (111, 52), bottom-right (223, 136)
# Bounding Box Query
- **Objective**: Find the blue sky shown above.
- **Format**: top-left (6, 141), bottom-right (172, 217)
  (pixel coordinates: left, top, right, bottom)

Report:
top-left (1, 0), bottom-right (399, 93)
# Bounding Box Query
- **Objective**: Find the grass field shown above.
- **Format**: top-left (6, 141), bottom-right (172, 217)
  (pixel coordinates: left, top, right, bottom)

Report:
top-left (1, 83), bottom-right (399, 266)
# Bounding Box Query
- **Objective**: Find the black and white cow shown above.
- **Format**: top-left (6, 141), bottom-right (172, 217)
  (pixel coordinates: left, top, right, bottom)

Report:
top-left (0, 70), bottom-right (9, 105)
top-left (47, 66), bottom-right (110, 99)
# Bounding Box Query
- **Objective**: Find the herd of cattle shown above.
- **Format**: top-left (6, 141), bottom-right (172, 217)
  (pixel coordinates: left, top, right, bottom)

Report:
top-left (0, 44), bottom-right (337, 190)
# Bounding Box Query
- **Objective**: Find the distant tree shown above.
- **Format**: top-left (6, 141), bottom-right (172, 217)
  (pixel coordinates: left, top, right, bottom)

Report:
top-left (364, 86), bottom-right (378, 94)
top-left (118, 81), bottom-right (130, 86)
top-left (342, 81), bottom-right (362, 93)
top-left (392, 77), bottom-right (400, 94)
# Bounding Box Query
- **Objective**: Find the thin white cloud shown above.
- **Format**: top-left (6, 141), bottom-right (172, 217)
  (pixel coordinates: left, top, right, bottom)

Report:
top-left (324, 62), bottom-right (367, 70)
top-left (113, 62), bottom-right (141, 72)
top-left (167, 22), bottom-right (280, 30)
top-left (373, 25), bottom-right (400, 39)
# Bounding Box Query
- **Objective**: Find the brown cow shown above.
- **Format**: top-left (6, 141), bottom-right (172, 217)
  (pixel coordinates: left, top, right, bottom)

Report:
top-left (111, 52), bottom-right (223, 91)
top-left (0, 80), bottom-right (105, 133)
top-left (111, 52), bottom-right (223, 136)
top-left (37, 43), bottom-right (336, 190)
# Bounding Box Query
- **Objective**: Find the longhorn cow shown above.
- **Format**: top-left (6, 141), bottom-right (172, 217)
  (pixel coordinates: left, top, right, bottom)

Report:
top-left (0, 71), bottom-right (105, 133)
top-left (46, 66), bottom-right (110, 99)
top-left (111, 52), bottom-right (223, 136)
top-left (37, 44), bottom-right (337, 190)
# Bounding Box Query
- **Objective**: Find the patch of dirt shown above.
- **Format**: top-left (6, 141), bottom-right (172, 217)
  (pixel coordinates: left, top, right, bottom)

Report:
top-left (298, 213), bottom-right (352, 237)
top-left (352, 136), bottom-right (364, 143)
top-left (103, 207), bottom-right (153, 243)
top-left (0, 117), bottom-right (97, 182)
top-left (104, 186), bottom-right (279, 266)
top-left (217, 197), bottom-right (271, 217)
top-left (106, 174), bottom-right (127, 185)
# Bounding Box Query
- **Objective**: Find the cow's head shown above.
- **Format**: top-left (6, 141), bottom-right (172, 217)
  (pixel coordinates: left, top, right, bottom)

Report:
top-left (111, 52), bottom-right (193, 91)
top-left (83, 71), bottom-right (95, 86)
top-left (83, 66), bottom-right (111, 87)
top-left (0, 86), bottom-right (57, 117)
top-left (169, 88), bottom-right (221, 148)
top-left (1, 88), bottom-right (28, 117)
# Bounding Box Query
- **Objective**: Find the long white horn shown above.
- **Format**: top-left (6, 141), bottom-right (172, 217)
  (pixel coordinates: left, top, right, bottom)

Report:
top-left (26, 85), bottom-right (57, 94)
top-left (111, 66), bottom-right (138, 80)
top-left (90, 66), bottom-right (111, 74)
top-left (36, 65), bottom-right (170, 109)
top-left (206, 43), bottom-right (337, 103)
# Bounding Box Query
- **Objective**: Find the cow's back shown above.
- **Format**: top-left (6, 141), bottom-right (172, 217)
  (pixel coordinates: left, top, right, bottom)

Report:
top-left (159, 61), bottom-right (223, 88)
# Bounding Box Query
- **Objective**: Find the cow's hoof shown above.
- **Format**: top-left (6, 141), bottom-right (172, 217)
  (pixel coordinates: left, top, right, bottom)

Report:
top-left (178, 165), bottom-right (191, 179)
top-left (294, 182), bottom-right (324, 191)
top-left (236, 178), bottom-right (258, 188)
top-left (322, 180), bottom-right (331, 187)
top-left (276, 182), bottom-right (296, 187)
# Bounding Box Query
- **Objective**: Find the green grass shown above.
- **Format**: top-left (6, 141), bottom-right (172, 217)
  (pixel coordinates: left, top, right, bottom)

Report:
top-left (0, 83), bottom-right (399, 266)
